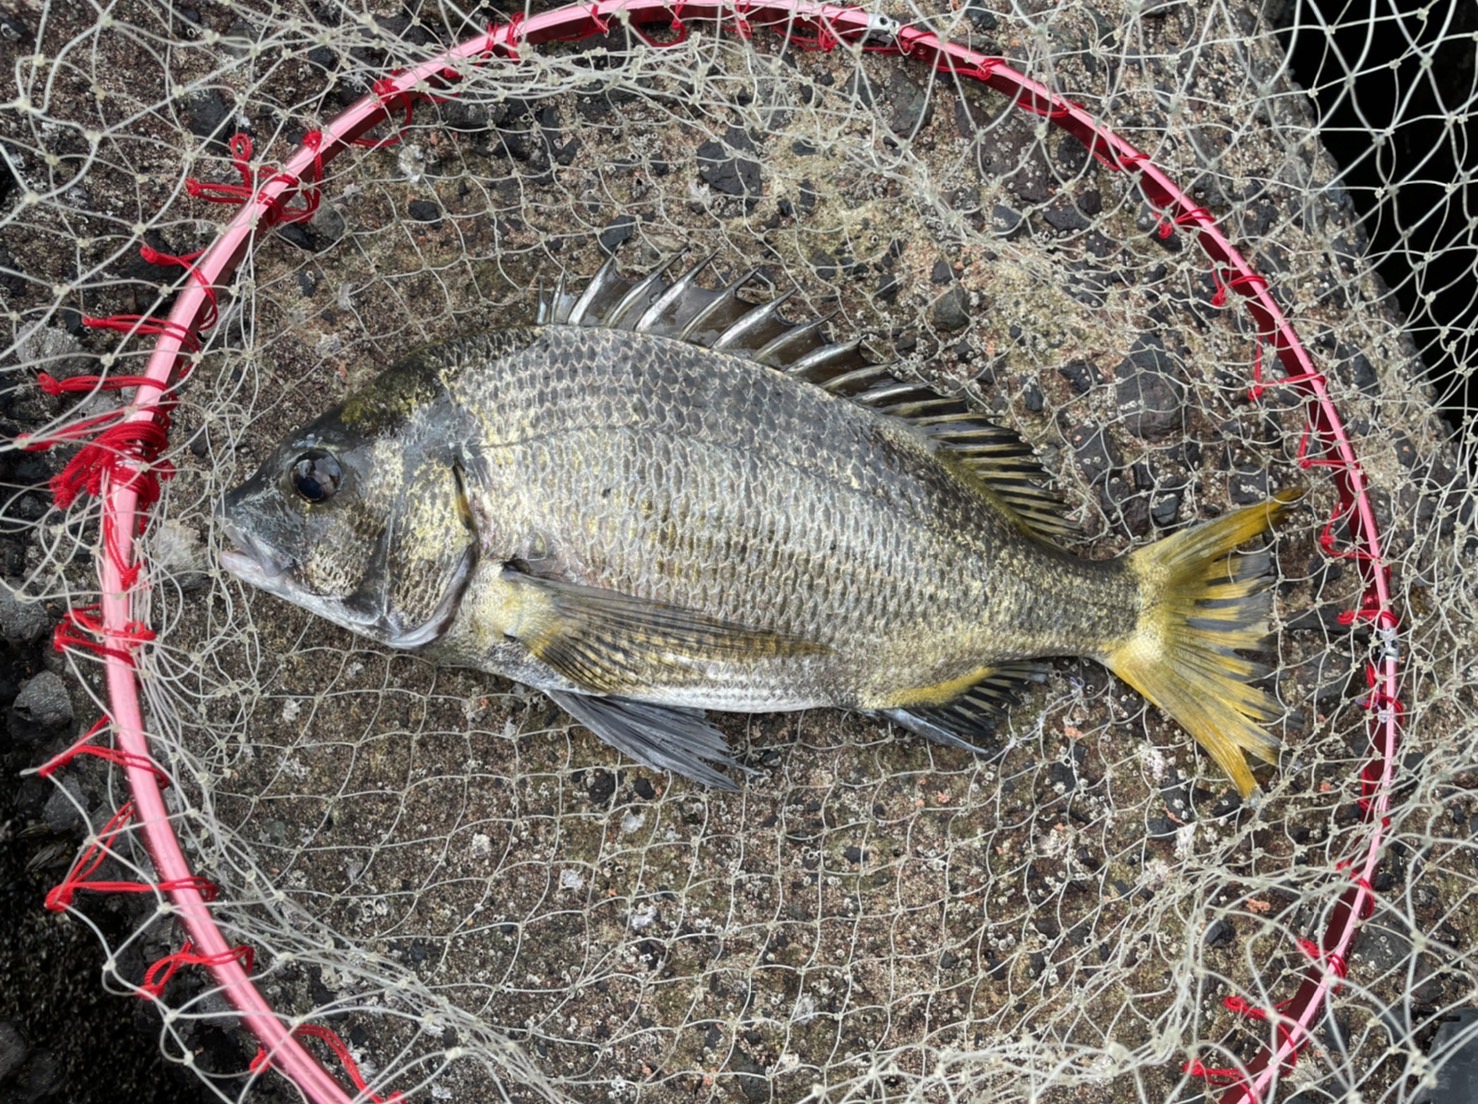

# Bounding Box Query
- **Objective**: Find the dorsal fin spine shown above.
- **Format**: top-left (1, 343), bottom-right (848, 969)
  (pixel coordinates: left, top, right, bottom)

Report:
top-left (556, 255), bottom-right (1075, 542)
top-left (712, 293), bottom-right (794, 352)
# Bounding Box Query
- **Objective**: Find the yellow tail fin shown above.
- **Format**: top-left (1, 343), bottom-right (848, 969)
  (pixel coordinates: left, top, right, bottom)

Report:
top-left (1104, 490), bottom-right (1300, 797)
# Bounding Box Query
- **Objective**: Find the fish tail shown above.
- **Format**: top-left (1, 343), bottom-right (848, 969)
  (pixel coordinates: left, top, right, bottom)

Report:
top-left (1103, 489), bottom-right (1301, 797)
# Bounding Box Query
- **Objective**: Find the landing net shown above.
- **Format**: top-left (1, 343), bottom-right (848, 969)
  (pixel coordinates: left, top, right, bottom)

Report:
top-left (1, 2), bottom-right (1472, 1102)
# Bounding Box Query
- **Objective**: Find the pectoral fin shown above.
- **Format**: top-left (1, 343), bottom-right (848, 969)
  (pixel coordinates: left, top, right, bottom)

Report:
top-left (500, 567), bottom-right (827, 695)
top-left (546, 690), bottom-right (752, 790)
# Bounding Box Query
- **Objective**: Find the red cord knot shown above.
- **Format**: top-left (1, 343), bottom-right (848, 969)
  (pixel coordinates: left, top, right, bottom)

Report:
top-left (1292, 422), bottom-right (1346, 471)
top-left (53, 605), bottom-right (156, 665)
top-left (1297, 937), bottom-right (1350, 981)
top-left (1211, 267), bottom-right (1270, 308)
top-left (784, 9), bottom-right (843, 52)
top-left (1247, 350), bottom-right (1326, 403)
top-left (139, 939), bottom-right (254, 999)
top-left (1153, 205), bottom-right (1213, 240)
top-left (81, 313), bottom-right (201, 353)
top-left (1358, 663), bottom-right (1405, 722)
top-left (1182, 1059), bottom-right (1246, 1088)
top-left (1018, 91), bottom-right (1076, 122)
top-left (476, 12), bottom-right (524, 58)
top-left (37, 371), bottom-right (171, 397)
top-left (43, 418), bottom-right (175, 516)
top-left (38, 716), bottom-right (173, 789)
top-left (45, 799), bottom-right (134, 911)
top-left (185, 131), bottom-right (321, 224)
top-left (250, 1025), bottom-right (406, 1103)
top-left (630, 3), bottom-right (690, 48)
top-left (1222, 995), bottom-right (1268, 1021)
top-left (1339, 600), bottom-right (1400, 637)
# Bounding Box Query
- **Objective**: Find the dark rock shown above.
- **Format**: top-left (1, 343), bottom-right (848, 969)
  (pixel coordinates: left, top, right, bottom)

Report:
top-left (576, 86), bottom-right (637, 124)
top-left (1417, 1007), bottom-right (1478, 1104)
top-left (1227, 465), bottom-right (1269, 505)
top-left (1057, 361), bottom-right (1102, 394)
top-left (887, 71), bottom-right (932, 135)
top-left (1055, 136), bottom-right (1090, 177)
top-left (1067, 265), bottom-right (1111, 308)
top-left (1150, 493), bottom-right (1181, 528)
top-left (0, 241), bottom-right (27, 297)
top-left (42, 776), bottom-right (88, 834)
top-left (0, 10), bottom-right (35, 46)
top-left (1048, 760), bottom-right (1077, 791)
top-left (0, 1020), bottom-right (26, 1082)
top-left (696, 127), bottom-right (762, 203)
top-left (632, 777), bottom-right (656, 800)
top-left (842, 845), bottom-right (865, 864)
top-left (930, 259), bottom-right (954, 285)
top-left (1146, 817), bottom-right (1178, 839)
top-left (1022, 382), bottom-right (1044, 412)
top-left (0, 582), bottom-right (49, 644)
top-left (1115, 334), bottom-right (1186, 437)
top-left (793, 180), bottom-right (819, 215)
top-left (963, 3), bottom-right (997, 32)
top-left (1081, 231), bottom-right (1115, 260)
top-left (598, 214), bottom-right (636, 255)
top-left (731, 1050), bottom-right (770, 1104)
top-left (1137, 203), bottom-right (1184, 251)
top-left (1066, 424), bottom-right (1121, 485)
top-left (1043, 196), bottom-right (1091, 234)
top-left (274, 223), bottom-right (317, 252)
top-left (584, 769), bottom-right (617, 804)
top-left (989, 204), bottom-right (1025, 239)
top-left (932, 286), bottom-right (970, 332)
top-left (306, 45), bottom-right (336, 73)
top-left (810, 250), bottom-right (841, 280)
top-left (1337, 344), bottom-right (1378, 395)
top-left (1204, 920), bottom-right (1235, 947)
top-left (1114, 491), bottom-right (1152, 537)
top-left (14, 671), bottom-right (71, 730)
top-left (408, 199), bottom-right (441, 224)
top-left (185, 89), bottom-right (237, 154)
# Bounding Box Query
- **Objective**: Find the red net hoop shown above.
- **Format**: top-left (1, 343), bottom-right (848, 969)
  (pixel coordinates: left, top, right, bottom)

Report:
top-left (14, 3), bottom-right (1418, 1102)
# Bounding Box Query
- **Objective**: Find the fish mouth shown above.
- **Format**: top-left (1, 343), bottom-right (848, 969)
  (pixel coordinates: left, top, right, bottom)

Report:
top-left (218, 518), bottom-right (296, 588)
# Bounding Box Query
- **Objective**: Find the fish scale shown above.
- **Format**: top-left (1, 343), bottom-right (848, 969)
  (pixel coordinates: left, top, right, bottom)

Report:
top-left (221, 256), bottom-right (1296, 795)
top-left (437, 327), bottom-right (1100, 687)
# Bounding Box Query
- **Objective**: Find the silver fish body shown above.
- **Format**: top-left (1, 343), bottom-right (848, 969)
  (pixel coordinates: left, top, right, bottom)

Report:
top-left (221, 259), bottom-right (1293, 793)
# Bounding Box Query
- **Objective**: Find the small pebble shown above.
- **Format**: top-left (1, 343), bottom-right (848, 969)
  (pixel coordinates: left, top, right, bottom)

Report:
top-left (14, 671), bottom-right (72, 730)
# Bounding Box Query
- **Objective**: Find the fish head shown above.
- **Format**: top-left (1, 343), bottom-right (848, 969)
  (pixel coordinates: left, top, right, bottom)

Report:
top-left (219, 374), bottom-right (478, 651)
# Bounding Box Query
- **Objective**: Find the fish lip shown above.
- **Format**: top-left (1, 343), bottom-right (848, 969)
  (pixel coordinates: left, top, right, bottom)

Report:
top-left (218, 518), bottom-right (294, 583)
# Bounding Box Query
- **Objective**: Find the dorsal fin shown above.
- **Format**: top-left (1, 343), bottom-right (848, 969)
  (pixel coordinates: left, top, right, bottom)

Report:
top-left (538, 256), bottom-right (1076, 539)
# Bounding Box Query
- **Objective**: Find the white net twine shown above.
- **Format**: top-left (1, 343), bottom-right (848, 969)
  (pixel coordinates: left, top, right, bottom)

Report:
top-left (2, 1), bottom-right (1473, 1102)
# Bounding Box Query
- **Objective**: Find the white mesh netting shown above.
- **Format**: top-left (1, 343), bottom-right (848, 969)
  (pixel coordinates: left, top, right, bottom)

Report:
top-left (1, 1), bottom-right (1474, 1102)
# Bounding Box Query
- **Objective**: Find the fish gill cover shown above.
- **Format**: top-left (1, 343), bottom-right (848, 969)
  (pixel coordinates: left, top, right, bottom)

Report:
top-left (0, 2), bottom-right (1472, 1103)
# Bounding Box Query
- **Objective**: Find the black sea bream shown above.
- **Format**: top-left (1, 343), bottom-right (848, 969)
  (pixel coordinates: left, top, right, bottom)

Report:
top-left (221, 258), bottom-right (1296, 794)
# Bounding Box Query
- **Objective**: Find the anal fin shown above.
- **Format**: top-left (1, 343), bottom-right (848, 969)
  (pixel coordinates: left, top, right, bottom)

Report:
top-left (882, 662), bottom-right (1047, 753)
top-left (546, 690), bottom-right (751, 790)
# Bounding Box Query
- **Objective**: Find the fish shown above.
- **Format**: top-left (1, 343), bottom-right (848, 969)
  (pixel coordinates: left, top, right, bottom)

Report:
top-left (219, 255), bottom-right (1297, 796)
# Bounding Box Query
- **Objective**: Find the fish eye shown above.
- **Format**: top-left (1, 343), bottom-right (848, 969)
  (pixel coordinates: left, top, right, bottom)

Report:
top-left (289, 449), bottom-right (343, 504)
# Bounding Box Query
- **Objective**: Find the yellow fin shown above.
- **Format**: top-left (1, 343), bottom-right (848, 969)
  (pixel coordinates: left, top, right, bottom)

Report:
top-left (501, 568), bottom-right (827, 695)
top-left (1104, 489), bottom-right (1301, 797)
